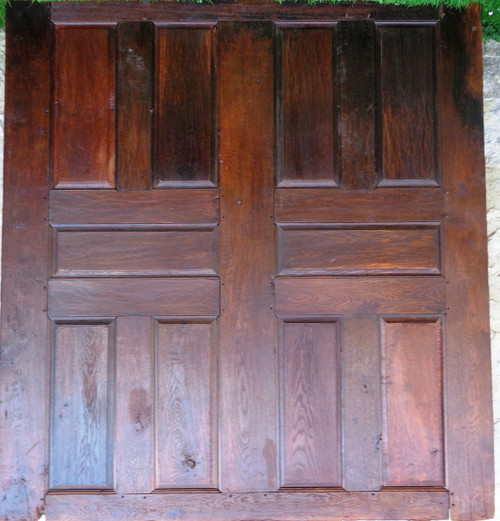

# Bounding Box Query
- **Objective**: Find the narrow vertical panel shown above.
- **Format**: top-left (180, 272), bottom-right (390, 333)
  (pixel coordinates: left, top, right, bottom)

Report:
top-left (280, 27), bottom-right (337, 187)
top-left (338, 21), bottom-right (376, 189)
top-left (219, 22), bottom-right (277, 492)
top-left (117, 22), bottom-right (154, 191)
top-left (281, 321), bottom-right (341, 488)
top-left (378, 25), bottom-right (437, 184)
top-left (53, 26), bottom-right (116, 188)
top-left (115, 316), bottom-right (153, 493)
top-left (155, 27), bottom-right (215, 186)
top-left (50, 323), bottom-right (113, 488)
top-left (381, 319), bottom-right (444, 486)
top-left (0, 4), bottom-right (51, 518)
top-left (342, 316), bottom-right (382, 491)
top-left (155, 322), bottom-right (216, 489)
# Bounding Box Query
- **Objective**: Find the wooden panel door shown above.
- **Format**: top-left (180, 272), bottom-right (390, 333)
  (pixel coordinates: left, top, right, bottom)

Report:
top-left (0, 2), bottom-right (493, 521)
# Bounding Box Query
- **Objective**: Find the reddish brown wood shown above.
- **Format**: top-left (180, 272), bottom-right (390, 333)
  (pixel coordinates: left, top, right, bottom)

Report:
top-left (0, 3), bottom-right (51, 519)
top-left (218, 21), bottom-right (277, 492)
top-left (155, 27), bottom-right (215, 187)
top-left (440, 4), bottom-right (494, 519)
top-left (117, 22), bottom-right (154, 191)
top-left (53, 26), bottom-right (116, 189)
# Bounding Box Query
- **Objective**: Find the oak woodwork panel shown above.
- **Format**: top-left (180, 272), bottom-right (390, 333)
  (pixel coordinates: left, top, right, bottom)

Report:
top-left (155, 27), bottom-right (215, 187)
top-left (275, 187), bottom-right (443, 223)
top-left (53, 26), bottom-right (116, 189)
top-left (278, 225), bottom-right (440, 275)
top-left (50, 323), bottom-right (114, 489)
top-left (381, 318), bottom-right (444, 486)
top-left (50, 189), bottom-right (219, 225)
top-left (275, 277), bottom-right (446, 315)
top-left (378, 25), bottom-right (437, 185)
top-left (54, 229), bottom-right (216, 276)
top-left (155, 321), bottom-right (217, 489)
top-left (281, 321), bottom-right (341, 487)
top-left (117, 22), bottom-right (154, 191)
top-left (279, 27), bottom-right (337, 187)
top-left (48, 278), bottom-right (219, 318)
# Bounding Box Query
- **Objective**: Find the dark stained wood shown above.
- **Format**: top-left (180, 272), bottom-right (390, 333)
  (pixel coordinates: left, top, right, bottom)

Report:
top-left (50, 323), bottom-right (113, 489)
top-left (54, 229), bottom-right (216, 276)
top-left (48, 278), bottom-right (219, 318)
top-left (218, 21), bottom-right (277, 492)
top-left (50, 189), bottom-right (219, 225)
top-left (281, 321), bottom-right (341, 487)
top-left (155, 321), bottom-right (217, 489)
top-left (342, 316), bottom-right (382, 492)
top-left (279, 27), bottom-right (337, 186)
top-left (115, 316), bottom-right (153, 493)
top-left (0, 3), bottom-right (51, 519)
top-left (275, 277), bottom-right (446, 315)
top-left (117, 22), bottom-right (154, 191)
top-left (378, 24), bottom-right (437, 185)
top-left (278, 225), bottom-right (440, 275)
top-left (155, 27), bottom-right (215, 187)
top-left (381, 318), bottom-right (444, 487)
top-left (275, 187), bottom-right (443, 222)
top-left (439, 4), bottom-right (494, 519)
top-left (53, 26), bottom-right (116, 189)
top-left (45, 490), bottom-right (450, 521)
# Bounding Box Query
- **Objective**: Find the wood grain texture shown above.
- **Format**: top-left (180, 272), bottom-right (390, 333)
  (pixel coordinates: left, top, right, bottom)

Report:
top-left (281, 321), bottom-right (341, 487)
top-left (155, 322), bottom-right (217, 489)
top-left (50, 189), bottom-right (219, 225)
top-left (278, 225), bottom-right (440, 275)
top-left (53, 26), bottom-right (116, 189)
top-left (378, 25), bottom-right (437, 185)
top-left (338, 21), bottom-right (376, 189)
top-left (48, 278), bottom-right (219, 318)
top-left (45, 490), bottom-right (449, 521)
top-left (50, 323), bottom-right (113, 489)
top-left (155, 27), bottom-right (215, 187)
top-left (0, 4), bottom-right (51, 520)
top-left (279, 27), bottom-right (337, 187)
top-left (117, 22), bottom-right (154, 191)
top-left (218, 22), bottom-right (277, 492)
top-left (54, 229), bottom-right (216, 276)
top-left (342, 316), bottom-right (382, 492)
top-left (275, 187), bottom-right (443, 222)
top-left (275, 277), bottom-right (445, 315)
top-left (439, 4), bottom-right (494, 519)
top-left (115, 316), bottom-right (153, 493)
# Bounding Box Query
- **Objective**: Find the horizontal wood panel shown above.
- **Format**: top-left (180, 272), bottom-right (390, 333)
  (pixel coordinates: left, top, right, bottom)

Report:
top-left (275, 277), bottom-right (445, 315)
top-left (279, 225), bottom-right (440, 275)
top-left (45, 490), bottom-right (449, 521)
top-left (54, 229), bottom-right (216, 276)
top-left (48, 278), bottom-right (219, 318)
top-left (50, 190), bottom-right (219, 225)
top-left (275, 188), bottom-right (443, 222)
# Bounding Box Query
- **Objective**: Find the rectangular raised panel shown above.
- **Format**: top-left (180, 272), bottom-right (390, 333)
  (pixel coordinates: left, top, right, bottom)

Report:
top-left (275, 188), bottom-right (443, 223)
top-left (281, 321), bottom-right (341, 487)
top-left (155, 321), bottom-right (217, 489)
top-left (50, 189), bottom-right (219, 225)
top-left (275, 277), bottom-right (445, 316)
top-left (48, 278), bottom-right (219, 318)
top-left (50, 322), bottom-right (113, 488)
top-left (278, 225), bottom-right (440, 275)
top-left (378, 25), bottom-right (437, 185)
top-left (155, 27), bottom-right (215, 187)
top-left (53, 27), bottom-right (115, 189)
top-left (381, 318), bottom-right (444, 486)
top-left (54, 229), bottom-right (216, 276)
top-left (279, 27), bottom-right (337, 187)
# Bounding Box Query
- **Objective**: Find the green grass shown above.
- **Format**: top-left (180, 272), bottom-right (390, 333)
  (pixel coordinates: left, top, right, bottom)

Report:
top-left (0, 0), bottom-right (499, 40)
